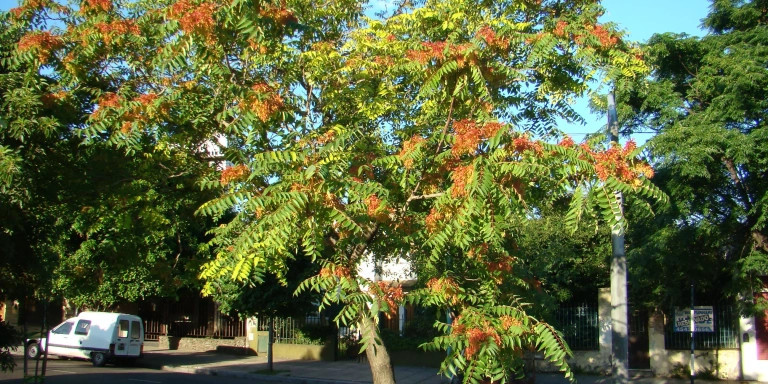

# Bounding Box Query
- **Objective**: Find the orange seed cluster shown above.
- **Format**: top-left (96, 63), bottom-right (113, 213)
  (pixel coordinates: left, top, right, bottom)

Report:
top-left (259, 5), bottom-right (298, 25)
top-left (168, 0), bottom-right (218, 40)
top-left (511, 135), bottom-right (543, 155)
top-left (94, 19), bottom-right (140, 43)
top-left (81, 0), bottom-right (111, 12)
top-left (585, 140), bottom-right (654, 183)
top-left (452, 120), bottom-right (504, 158)
top-left (318, 266), bottom-right (351, 279)
top-left (18, 31), bottom-right (64, 63)
top-left (406, 41), bottom-right (475, 67)
top-left (398, 135), bottom-right (425, 169)
top-left (558, 135), bottom-right (575, 148)
top-left (373, 282), bottom-right (404, 315)
top-left (475, 26), bottom-right (509, 49)
top-left (425, 208), bottom-right (444, 233)
top-left (553, 20), bottom-right (619, 48)
top-left (246, 83), bottom-right (284, 122)
top-left (588, 24), bottom-right (619, 47)
top-left (463, 324), bottom-right (501, 359)
top-left (426, 277), bottom-right (461, 305)
top-left (450, 164), bottom-right (474, 198)
top-left (220, 164), bottom-right (250, 185)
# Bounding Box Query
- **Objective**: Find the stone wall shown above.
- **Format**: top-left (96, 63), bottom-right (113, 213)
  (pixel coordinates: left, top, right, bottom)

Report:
top-left (272, 343), bottom-right (335, 361)
top-left (157, 335), bottom-right (249, 352)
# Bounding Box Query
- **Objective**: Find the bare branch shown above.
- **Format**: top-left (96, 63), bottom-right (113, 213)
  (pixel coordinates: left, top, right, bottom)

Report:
top-left (406, 192), bottom-right (444, 202)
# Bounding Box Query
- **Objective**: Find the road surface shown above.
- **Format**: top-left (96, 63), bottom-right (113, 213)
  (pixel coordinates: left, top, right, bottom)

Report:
top-left (0, 356), bottom-right (256, 384)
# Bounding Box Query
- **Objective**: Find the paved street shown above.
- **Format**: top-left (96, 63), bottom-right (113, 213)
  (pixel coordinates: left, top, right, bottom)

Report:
top-left (0, 356), bottom-right (255, 384)
top-left (1, 349), bottom-right (763, 384)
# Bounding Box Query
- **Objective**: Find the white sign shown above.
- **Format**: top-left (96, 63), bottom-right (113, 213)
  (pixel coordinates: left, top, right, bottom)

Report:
top-left (674, 306), bottom-right (714, 332)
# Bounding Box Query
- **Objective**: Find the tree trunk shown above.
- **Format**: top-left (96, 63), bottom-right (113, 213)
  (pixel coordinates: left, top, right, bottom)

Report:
top-left (360, 315), bottom-right (396, 384)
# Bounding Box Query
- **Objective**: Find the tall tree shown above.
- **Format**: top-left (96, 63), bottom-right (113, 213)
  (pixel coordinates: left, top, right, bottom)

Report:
top-left (3, 1), bottom-right (664, 383)
top-left (0, 6), bottom-right (220, 309)
top-left (615, 0), bottom-right (768, 312)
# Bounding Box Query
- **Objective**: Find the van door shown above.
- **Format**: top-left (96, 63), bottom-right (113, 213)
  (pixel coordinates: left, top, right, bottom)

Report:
top-left (128, 320), bottom-right (142, 356)
top-left (71, 319), bottom-right (92, 359)
top-left (114, 319), bottom-right (130, 357)
top-left (47, 321), bottom-right (75, 357)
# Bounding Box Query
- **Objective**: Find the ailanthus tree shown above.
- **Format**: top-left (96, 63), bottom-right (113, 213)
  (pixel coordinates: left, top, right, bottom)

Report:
top-left (3, 0), bottom-right (665, 383)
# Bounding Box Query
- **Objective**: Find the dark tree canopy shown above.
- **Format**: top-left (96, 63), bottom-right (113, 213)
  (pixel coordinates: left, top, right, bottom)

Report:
top-left (0, 11), bottom-right (221, 309)
top-left (616, 0), bottom-right (768, 312)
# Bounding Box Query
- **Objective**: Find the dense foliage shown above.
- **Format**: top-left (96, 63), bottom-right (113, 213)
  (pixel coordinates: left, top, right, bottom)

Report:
top-left (0, 6), bottom-right (220, 308)
top-left (615, 0), bottom-right (768, 312)
top-left (0, 0), bottom-right (665, 382)
top-left (0, 321), bottom-right (21, 372)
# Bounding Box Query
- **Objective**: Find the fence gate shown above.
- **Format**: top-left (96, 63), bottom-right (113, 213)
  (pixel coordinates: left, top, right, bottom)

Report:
top-left (336, 325), bottom-right (361, 360)
top-left (628, 309), bottom-right (650, 369)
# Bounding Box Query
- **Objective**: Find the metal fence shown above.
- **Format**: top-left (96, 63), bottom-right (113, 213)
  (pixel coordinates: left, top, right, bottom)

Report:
top-left (554, 304), bottom-right (599, 350)
top-left (257, 314), bottom-right (330, 345)
top-left (143, 320), bottom-right (166, 341)
top-left (664, 306), bottom-right (738, 350)
top-left (143, 317), bottom-right (246, 340)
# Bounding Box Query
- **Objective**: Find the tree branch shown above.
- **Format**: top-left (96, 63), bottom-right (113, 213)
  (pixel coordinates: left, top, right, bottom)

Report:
top-left (406, 192), bottom-right (444, 203)
top-left (723, 157), bottom-right (753, 210)
top-left (723, 157), bottom-right (767, 252)
top-left (349, 223), bottom-right (379, 265)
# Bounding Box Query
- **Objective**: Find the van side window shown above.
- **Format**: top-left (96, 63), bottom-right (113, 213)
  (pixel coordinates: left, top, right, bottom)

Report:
top-left (119, 320), bottom-right (129, 338)
top-left (52, 321), bottom-right (73, 335)
top-left (74, 320), bottom-right (91, 336)
top-left (130, 321), bottom-right (141, 339)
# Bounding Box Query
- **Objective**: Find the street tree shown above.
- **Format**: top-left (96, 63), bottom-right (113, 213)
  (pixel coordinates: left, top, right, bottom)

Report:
top-left (0, 8), bottom-right (220, 309)
top-left (3, 0), bottom-right (664, 383)
top-left (614, 0), bottom-right (768, 312)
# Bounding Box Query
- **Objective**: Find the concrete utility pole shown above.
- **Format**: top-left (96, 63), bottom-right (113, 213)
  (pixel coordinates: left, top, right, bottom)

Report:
top-left (608, 91), bottom-right (629, 384)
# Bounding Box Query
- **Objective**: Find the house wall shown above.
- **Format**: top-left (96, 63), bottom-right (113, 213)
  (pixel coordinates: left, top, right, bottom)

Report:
top-left (741, 313), bottom-right (768, 381)
top-left (358, 253), bottom-right (416, 283)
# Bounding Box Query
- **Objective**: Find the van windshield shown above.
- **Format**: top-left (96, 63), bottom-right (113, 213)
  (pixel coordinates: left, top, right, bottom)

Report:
top-left (52, 322), bottom-right (73, 335)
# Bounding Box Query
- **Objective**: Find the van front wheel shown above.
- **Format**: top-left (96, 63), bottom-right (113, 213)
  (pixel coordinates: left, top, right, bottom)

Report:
top-left (91, 352), bottom-right (107, 367)
top-left (26, 342), bottom-right (40, 359)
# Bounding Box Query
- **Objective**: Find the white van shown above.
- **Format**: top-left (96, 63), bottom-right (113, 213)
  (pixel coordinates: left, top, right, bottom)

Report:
top-left (27, 312), bottom-right (144, 366)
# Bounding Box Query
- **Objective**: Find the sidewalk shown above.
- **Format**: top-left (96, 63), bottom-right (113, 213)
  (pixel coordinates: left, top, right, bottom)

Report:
top-left (136, 345), bottom-right (754, 384)
top-left (139, 345), bottom-right (449, 384)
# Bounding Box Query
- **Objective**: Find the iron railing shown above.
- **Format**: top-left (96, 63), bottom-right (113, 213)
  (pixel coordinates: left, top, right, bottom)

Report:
top-left (554, 304), bottom-right (599, 350)
top-left (257, 315), bottom-right (329, 345)
top-left (143, 317), bottom-right (246, 340)
top-left (664, 305), bottom-right (738, 350)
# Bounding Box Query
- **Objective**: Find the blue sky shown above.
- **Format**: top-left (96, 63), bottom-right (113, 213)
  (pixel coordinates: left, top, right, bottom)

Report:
top-left (565, 0), bottom-right (711, 142)
top-left (602, 0), bottom-right (710, 42)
